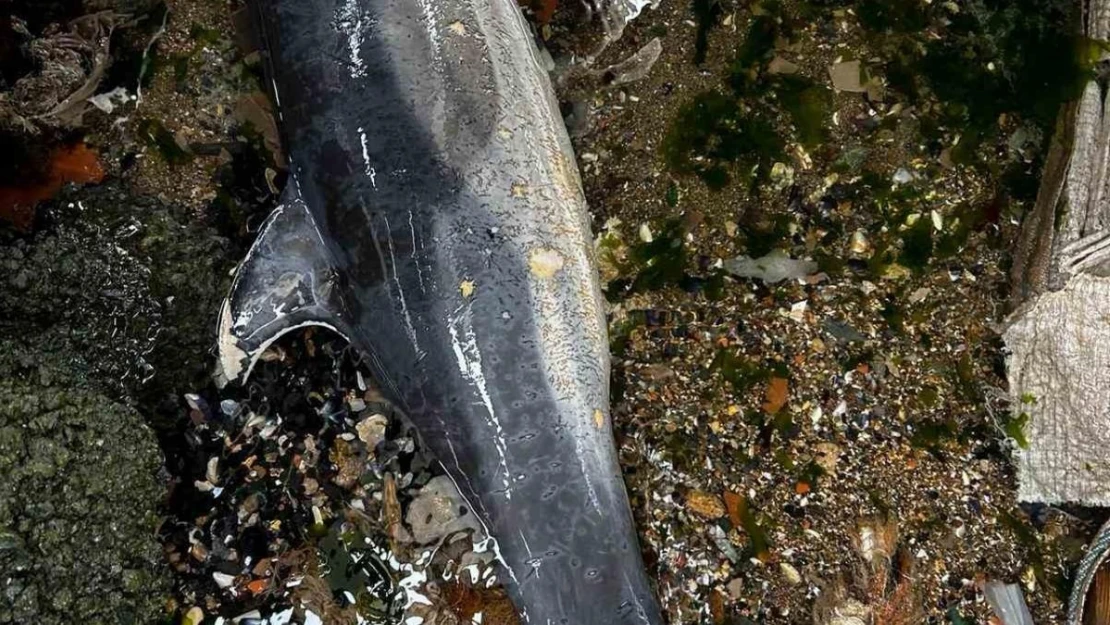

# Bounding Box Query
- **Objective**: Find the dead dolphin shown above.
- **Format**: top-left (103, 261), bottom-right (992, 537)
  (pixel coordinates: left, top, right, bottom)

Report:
top-left (216, 0), bottom-right (664, 623)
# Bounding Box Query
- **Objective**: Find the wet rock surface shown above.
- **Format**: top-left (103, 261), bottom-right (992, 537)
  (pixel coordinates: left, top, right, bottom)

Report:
top-left (0, 357), bottom-right (169, 624)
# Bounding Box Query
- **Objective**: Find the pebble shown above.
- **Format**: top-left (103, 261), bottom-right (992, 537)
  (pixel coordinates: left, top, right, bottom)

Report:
top-left (780, 562), bottom-right (802, 585)
top-left (686, 490), bottom-right (726, 519)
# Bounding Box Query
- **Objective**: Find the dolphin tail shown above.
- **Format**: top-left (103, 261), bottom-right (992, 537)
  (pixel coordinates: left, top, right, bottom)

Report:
top-left (215, 183), bottom-right (352, 387)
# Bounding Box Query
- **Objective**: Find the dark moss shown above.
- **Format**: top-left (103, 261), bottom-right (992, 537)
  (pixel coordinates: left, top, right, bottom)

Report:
top-left (665, 181), bottom-right (680, 207)
top-left (661, 91), bottom-right (783, 190)
top-left (917, 387), bottom-right (939, 408)
top-left (710, 348), bottom-right (770, 393)
top-left (728, 14), bottom-right (780, 95)
top-left (934, 209), bottom-right (977, 259)
top-left (731, 495), bottom-right (771, 560)
top-left (1000, 509), bottom-right (1072, 602)
top-left (625, 219), bottom-right (688, 292)
top-left (610, 310), bottom-right (647, 358)
top-left (856, 0), bottom-right (927, 34)
top-left (738, 213), bottom-right (793, 258)
top-left (899, 217), bottom-right (933, 271)
top-left (0, 371), bottom-right (170, 624)
top-left (863, 0), bottom-right (1088, 169)
top-left (909, 418), bottom-right (960, 451)
top-left (139, 118), bottom-right (194, 166)
top-left (692, 0), bottom-right (722, 65)
top-left (776, 75), bottom-right (831, 148)
top-left (796, 459), bottom-right (826, 487)
top-left (832, 146), bottom-right (869, 173)
top-left (188, 22), bottom-right (224, 46)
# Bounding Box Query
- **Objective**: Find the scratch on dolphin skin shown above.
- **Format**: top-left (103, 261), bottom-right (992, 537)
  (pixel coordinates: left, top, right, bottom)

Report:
top-left (448, 306), bottom-right (512, 500)
top-left (335, 0), bottom-right (368, 78)
top-left (415, 0), bottom-right (443, 64)
top-left (408, 209), bottom-right (427, 291)
top-left (520, 529), bottom-right (542, 580)
top-left (382, 215), bottom-right (422, 357)
top-left (357, 127), bottom-right (378, 189)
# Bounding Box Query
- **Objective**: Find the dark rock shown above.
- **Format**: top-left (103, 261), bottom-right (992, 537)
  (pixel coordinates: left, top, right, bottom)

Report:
top-left (0, 370), bottom-right (170, 624)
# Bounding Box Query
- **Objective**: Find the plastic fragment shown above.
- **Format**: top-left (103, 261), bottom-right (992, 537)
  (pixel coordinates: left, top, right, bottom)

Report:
top-left (723, 250), bottom-right (817, 284)
top-left (983, 581), bottom-right (1034, 625)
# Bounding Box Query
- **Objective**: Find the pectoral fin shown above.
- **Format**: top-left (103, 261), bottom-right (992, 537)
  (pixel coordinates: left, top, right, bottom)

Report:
top-left (216, 182), bottom-right (351, 387)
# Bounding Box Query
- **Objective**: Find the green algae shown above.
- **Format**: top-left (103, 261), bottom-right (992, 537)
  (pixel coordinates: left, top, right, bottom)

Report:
top-left (618, 218), bottom-right (689, 292)
top-left (899, 217), bottom-right (933, 271)
top-left (857, 0), bottom-right (1088, 168)
top-left (662, 91), bottom-right (783, 190)
top-left (777, 76), bottom-right (832, 149)
top-left (692, 0), bottom-right (722, 65)
top-left (710, 348), bottom-right (769, 393)
top-left (663, 12), bottom-right (794, 191)
top-left (139, 118), bottom-right (193, 166)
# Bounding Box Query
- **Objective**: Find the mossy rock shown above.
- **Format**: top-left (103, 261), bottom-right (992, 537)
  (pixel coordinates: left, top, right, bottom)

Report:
top-left (0, 375), bottom-right (170, 624)
top-left (0, 184), bottom-right (232, 405)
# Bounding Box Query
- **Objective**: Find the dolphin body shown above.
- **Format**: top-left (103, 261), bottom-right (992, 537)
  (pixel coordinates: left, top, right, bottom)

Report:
top-left (216, 0), bottom-right (664, 623)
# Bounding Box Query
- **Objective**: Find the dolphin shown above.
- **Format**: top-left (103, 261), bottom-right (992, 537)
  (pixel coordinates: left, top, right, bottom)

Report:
top-left (215, 0), bottom-right (664, 623)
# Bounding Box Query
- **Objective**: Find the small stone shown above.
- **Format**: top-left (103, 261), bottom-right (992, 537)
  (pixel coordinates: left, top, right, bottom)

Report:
top-left (768, 56), bottom-right (799, 74)
top-left (892, 168), bottom-right (914, 184)
top-left (189, 542), bottom-right (209, 563)
top-left (206, 457), bottom-right (219, 485)
top-left (726, 578), bottom-right (744, 599)
top-left (303, 477), bottom-right (320, 496)
top-left (780, 562), bottom-right (802, 585)
top-left (849, 230), bottom-right (871, 256)
top-left (219, 399), bottom-right (241, 419)
top-left (686, 490), bottom-right (726, 519)
top-left (329, 439), bottom-right (364, 489)
top-left (814, 443), bottom-right (841, 476)
top-left (789, 300), bottom-right (808, 323)
top-left (183, 606), bottom-right (204, 625)
top-left (356, 414), bottom-right (389, 451)
top-left (770, 161), bottom-right (794, 191)
top-left (212, 572), bottom-right (235, 589)
top-left (829, 60), bottom-right (866, 93)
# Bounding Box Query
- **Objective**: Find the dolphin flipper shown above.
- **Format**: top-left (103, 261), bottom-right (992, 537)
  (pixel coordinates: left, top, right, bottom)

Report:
top-left (216, 182), bottom-right (351, 387)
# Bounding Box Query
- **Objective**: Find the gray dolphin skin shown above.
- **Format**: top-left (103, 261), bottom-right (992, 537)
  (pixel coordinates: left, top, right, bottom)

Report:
top-left (215, 0), bottom-right (665, 623)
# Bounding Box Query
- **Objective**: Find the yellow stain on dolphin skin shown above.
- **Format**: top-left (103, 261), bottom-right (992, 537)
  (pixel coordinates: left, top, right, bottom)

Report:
top-left (448, 20), bottom-right (466, 35)
top-left (594, 409), bottom-right (605, 430)
top-left (510, 181), bottom-right (529, 197)
top-left (460, 280), bottom-right (475, 298)
top-left (529, 248), bottom-right (565, 278)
